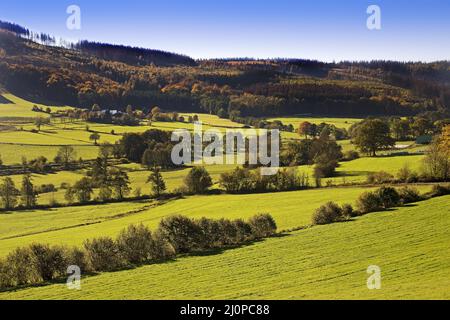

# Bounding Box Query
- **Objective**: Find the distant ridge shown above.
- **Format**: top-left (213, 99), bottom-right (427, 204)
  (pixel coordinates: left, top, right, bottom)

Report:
top-left (0, 19), bottom-right (196, 67)
top-left (72, 40), bottom-right (197, 67)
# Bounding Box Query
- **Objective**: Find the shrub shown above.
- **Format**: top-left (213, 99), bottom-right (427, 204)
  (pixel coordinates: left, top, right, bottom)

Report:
top-left (157, 215), bottom-right (203, 253)
top-left (219, 167), bottom-right (254, 193)
top-left (367, 171), bottom-right (394, 184)
top-left (5, 247), bottom-right (41, 286)
top-left (398, 187), bottom-right (422, 204)
top-left (83, 237), bottom-right (124, 272)
top-left (341, 203), bottom-right (357, 218)
top-left (217, 218), bottom-right (239, 245)
top-left (152, 231), bottom-right (176, 260)
top-left (60, 182), bottom-right (70, 190)
top-left (65, 247), bottom-right (92, 274)
top-left (0, 259), bottom-right (13, 288)
top-left (29, 244), bottom-right (67, 281)
top-left (356, 191), bottom-right (383, 214)
top-left (196, 218), bottom-right (223, 249)
top-left (173, 185), bottom-right (189, 195)
top-left (396, 165), bottom-right (418, 183)
top-left (248, 214), bottom-right (277, 238)
top-left (376, 187), bottom-right (401, 209)
top-left (342, 150), bottom-right (360, 161)
top-left (312, 202), bottom-right (344, 225)
top-left (233, 219), bottom-right (254, 243)
top-left (116, 224), bottom-right (155, 264)
top-left (314, 160), bottom-right (338, 179)
top-left (429, 184), bottom-right (450, 197)
top-left (184, 167), bottom-right (213, 194)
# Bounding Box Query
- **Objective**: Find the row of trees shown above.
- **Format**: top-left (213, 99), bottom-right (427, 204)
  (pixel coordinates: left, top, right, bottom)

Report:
top-left (219, 167), bottom-right (310, 194)
top-left (0, 176), bottom-right (37, 209)
top-left (297, 121), bottom-right (348, 140)
top-left (0, 214), bottom-right (277, 289)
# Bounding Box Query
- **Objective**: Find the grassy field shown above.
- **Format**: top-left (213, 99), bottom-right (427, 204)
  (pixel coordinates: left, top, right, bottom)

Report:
top-left (0, 92), bottom-right (448, 301)
top-left (0, 93), bottom-right (73, 119)
top-left (268, 116), bottom-right (362, 130)
top-left (0, 184), bottom-right (434, 258)
top-left (0, 144), bottom-right (99, 165)
top-left (295, 154), bottom-right (426, 185)
top-left (1, 194), bottom-right (448, 300)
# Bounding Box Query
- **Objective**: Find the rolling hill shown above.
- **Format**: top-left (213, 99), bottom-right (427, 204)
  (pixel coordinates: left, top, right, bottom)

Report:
top-left (1, 20), bottom-right (449, 117)
top-left (1, 195), bottom-right (448, 300)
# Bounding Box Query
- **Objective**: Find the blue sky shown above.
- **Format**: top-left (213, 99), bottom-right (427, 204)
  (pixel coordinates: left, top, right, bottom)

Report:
top-left (1, 0), bottom-right (449, 61)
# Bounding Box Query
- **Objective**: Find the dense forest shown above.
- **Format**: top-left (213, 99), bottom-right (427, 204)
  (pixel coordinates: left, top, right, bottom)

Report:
top-left (0, 20), bottom-right (449, 118)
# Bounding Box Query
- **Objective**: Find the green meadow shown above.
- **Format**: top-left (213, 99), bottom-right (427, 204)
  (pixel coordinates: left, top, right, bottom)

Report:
top-left (0, 92), bottom-right (448, 300)
top-left (0, 184), bottom-right (434, 258)
top-left (1, 195), bottom-right (448, 300)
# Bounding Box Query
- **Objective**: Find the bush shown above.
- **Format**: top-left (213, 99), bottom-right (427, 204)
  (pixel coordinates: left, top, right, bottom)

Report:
top-left (342, 150), bottom-right (360, 161)
top-left (219, 167), bottom-right (255, 193)
top-left (184, 167), bottom-right (213, 194)
top-left (0, 259), bottom-right (13, 288)
top-left (217, 218), bottom-right (239, 245)
top-left (376, 187), bottom-right (401, 209)
top-left (116, 224), bottom-right (155, 264)
top-left (196, 217), bottom-right (223, 249)
top-left (60, 182), bottom-right (70, 190)
top-left (429, 184), bottom-right (450, 197)
top-left (36, 184), bottom-right (56, 194)
top-left (367, 171), bottom-right (394, 184)
top-left (152, 231), bottom-right (176, 260)
top-left (29, 244), bottom-right (67, 281)
top-left (248, 214), bottom-right (277, 238)
top-left (398, 187), bottom-right (422, 204)
top-left (233, 219), bottom-right (254, 243)
top-left (356, 191), bottom-right (383, 214)
top-left (396, 165), bottom-right (418, 183)
top-left (341, 203), bottom-right (357, 218)
top-left (83, 237), bottom-right (124, 272)
top-left (5, 247), bottom-right (41, 286)
top-left (65, 246), bottom-right (92, 274)
top-left (157, 215), bottom-right (203, 253)
top-left (312, 202), bottom-right (344, 225)
top-left (314, 160), bottom-right (338, 179)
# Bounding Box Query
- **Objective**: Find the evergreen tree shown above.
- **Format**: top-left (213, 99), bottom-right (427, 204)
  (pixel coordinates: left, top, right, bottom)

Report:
top-left (147, 166), bottom-right (166, 197)
top-left (110, 168), bottom-right (131, 200)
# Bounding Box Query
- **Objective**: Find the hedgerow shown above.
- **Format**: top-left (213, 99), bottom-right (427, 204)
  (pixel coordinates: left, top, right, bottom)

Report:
top-left (0, 214), bottom-right (277, 291)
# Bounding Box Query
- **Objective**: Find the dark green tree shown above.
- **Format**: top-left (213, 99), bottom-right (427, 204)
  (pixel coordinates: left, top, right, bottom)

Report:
top-left (147, 166), bottom-right (166, 197)
top-left (184, 167), bottom-right (212, 194)
top-left (20, 174), bottom-right (37, 208)
top-left (0, 177), bottom-right (19, 209)
top-left (353, 119), bottom-right (395, 156)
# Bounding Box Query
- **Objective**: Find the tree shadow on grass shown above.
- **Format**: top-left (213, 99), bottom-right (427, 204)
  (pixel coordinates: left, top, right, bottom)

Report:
top-left (335, 170), bottom-right (371, 177)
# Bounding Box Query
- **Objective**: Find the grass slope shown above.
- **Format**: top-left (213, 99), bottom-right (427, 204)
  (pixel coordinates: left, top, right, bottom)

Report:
top-left (0, 185), bottom-right (433, 258)
top-left (1, 195), bottom-right (448, 300)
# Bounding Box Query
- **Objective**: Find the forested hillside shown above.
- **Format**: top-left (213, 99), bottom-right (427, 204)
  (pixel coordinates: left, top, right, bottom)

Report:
top-left (0, 20), bottom-right (449, 118)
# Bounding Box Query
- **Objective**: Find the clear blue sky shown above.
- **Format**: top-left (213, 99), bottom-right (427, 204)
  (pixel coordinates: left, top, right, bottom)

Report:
top-left (1, 0), bottom-right (449, 61)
